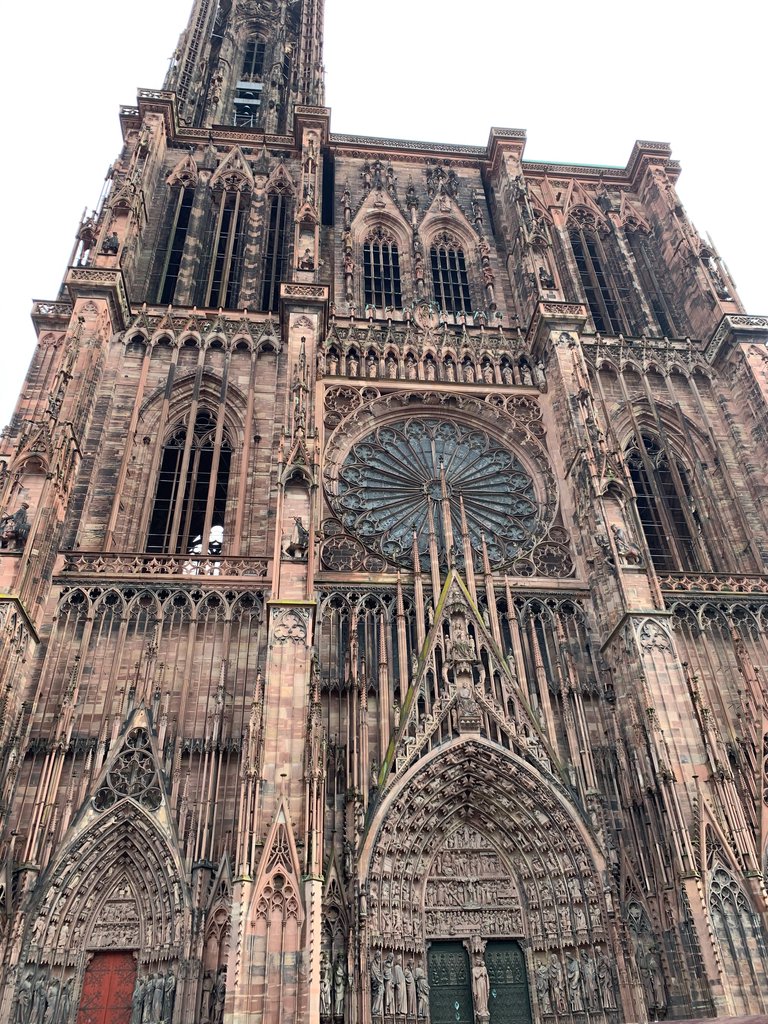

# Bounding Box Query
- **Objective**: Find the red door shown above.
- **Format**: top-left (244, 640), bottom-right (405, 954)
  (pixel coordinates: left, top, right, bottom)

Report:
top-left (77, 951), bottom-right (136, 1024)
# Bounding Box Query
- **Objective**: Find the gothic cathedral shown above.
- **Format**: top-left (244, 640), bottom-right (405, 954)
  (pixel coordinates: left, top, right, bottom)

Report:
top-left (1, 1), bottom-right (768, 1023)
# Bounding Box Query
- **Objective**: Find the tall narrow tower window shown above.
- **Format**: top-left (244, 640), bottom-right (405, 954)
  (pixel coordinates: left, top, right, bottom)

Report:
top-left (147, 411), bottom-right (232, 555)
top-left (363, 229), bottom-right (402, 309)
top-left (233, 39), bottom-right (266, 127)
top-left (154, 185), bottom-right (195, 305)
top-left (203, 187), bottom-right (251, 309)
top-left (430, 235), bottom-right (472, 314)
top-left (626, 435), bottom-right (702, 571)
top-left (568, 214), bottom-right (628, 335)
top-left (260, 187), bottom-right (290, 312)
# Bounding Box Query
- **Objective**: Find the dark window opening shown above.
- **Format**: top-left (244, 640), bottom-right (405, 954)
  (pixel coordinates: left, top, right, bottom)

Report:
top-left (233, 40), bottom-right (266, 127)
top-left (363, 235), bottom-right (402, 309)
top-left (204, 190), bottom-right (250, 309)
top-left (147, 411), bottom-right (232, 555)
top-left (627, 435), bottom-right (701, 571)
top-left (430, 241), bottom-right (472, 314)
top-left (154, 185), bottom-right (195, 305)
top-left (570, 228), bottom-right (621, 334)
top-left (260, 189), bottom-right (290, 312)
top-left (242, 39), bottom-right (266, 80)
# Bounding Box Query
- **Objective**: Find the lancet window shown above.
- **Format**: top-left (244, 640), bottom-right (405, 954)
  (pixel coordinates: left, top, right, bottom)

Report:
top-left (569, 213), bottom-right (627, 335)
top-left (260, 185), bottom-right (291, 312)
top-left (430, 234), bottom-right (472, 314)
top-left (626, 434), bottom-right (702, 571)
top-left (147, 410), bottom-right (232, 555)
top-left (153, 183), bottom-right (195, 305)
top-left (199, 182), bottom-right (251, 309)
top-left (363, 228), bottom-right (402, 309)
top-left (233, 38), bottom-right (266, 127)
top-left (625, 229), bottom-right (680, 338)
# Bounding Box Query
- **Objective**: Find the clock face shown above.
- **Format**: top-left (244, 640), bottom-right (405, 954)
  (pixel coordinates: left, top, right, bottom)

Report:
top-left (327, 416), bottom-right (542, 571)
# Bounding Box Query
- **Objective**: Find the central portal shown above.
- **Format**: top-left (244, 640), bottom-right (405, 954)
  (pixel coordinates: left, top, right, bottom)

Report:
top-left (427, 942), bottom-right (473, 1024)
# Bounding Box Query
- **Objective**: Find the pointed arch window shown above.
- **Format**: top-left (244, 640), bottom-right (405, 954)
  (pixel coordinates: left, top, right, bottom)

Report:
top-left (260, 184), bottom-right (291, 312)
top-left (569, 212), bottom-right (624, 334)
top-left (363, 228), bottom-right (402, 309)
top-left (153, 183), bottom-right (195, 305)
top-left (147, 410), bottom-right (232, 555)
top-left (201, 181), bottom-right (251, 309)
top-left (430, 234), bottom-right (472, 314)
top-left (233, 38), bottom-right (266, 127)
top-left (626, 435), bottom-right (702, 571)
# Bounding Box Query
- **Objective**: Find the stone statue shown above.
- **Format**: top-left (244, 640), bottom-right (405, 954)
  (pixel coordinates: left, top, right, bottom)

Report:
top-left (566, 952), bottom-right (583, 1011)
top-left (482, 363), bottom-right (494, 384)
top-left (142, 973), bottom-right (155, 1022)
top-left (538, 265), bottom-right (555, 289)
top-left (406, 356), bottom-right (418, 380)
top-left (367, 355), bottom-right (378, 378)
top-left (320, 956), bottom-right (332, 1016)
top-left (535, 960), bottom-right (552, 1015)
top-left (404, 961), bottom-right (417, 1018)
top-left (444, 360), bottom-right (456, 382)
top-left (14, 970), bottom-right (33, 1024)
top-left (425, 359), bottom-right (436, 381)
top-left (163, 968), bottom-right (176, 1021)
top-left (298, 248), bottom-right (315, 271)
top-left (131, 978), bottom-right (145, 1024)
top-left (596, 948), bottom-right (616, 1010)
top-left (333, 956), bottom-right (346, 1017)
top-left (211, 967), bottom-right (226, 1024)
top-left (549, 954), bottom-right (566, 1015)
top-left (54, 980), bottom-right (71, 1024)
top-left (370, 952), bottom-right (384, 1017)
top-left (328, 353), bottom-right (339, 375)
top-left (501, 364), bottom-right (514, 385)
top-left (463, 362), bottom-right (475, 384)
top-left (42, 978), bottom-right (59, 1023)
top-left (581, 950), bottom-right (599, 1011)
top-left (31, 974), bottom-right (47, 1024)
top-left (393, 955), bottom-right (407, 1015)
top-left (348, 355), bottom-right (359, 377)
top-left (1, 503), bottom-right (30, 550)
top-left (414, 967), bottom-right (430, 1019)
top-left (534, 361), bottom-right (547, 389)
top-left (520, 362), bottom-right (533, 386)
top-left (386, 355), bottom-right (398, 379)
top-left (471, 955), bottom-right (490, 1020)
top-left (611, 523), bottom-right (642, 565)
top-left (383, 955), bottom-right (394, 1015)
top-left (284, 517), bottom-right (309, 560)
top-left (101, 231), bottom-right (120, 255)
top-left (151, 972), bottom-right (165, 1022)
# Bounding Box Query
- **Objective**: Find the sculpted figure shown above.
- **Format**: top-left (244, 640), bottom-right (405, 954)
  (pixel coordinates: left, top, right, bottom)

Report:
top-left (471, 956), bottom-right (490, 1019)
top-left (284, 517), bottom-right (309, 560)
top-left (320, 956), bottom-right (332, 1016)
top-left (14, 970), bottom-right (33, 1024)
top-left (444, 359), bottom-right (456, 382)
top-left (333, 956), bottom-right (346, 1017)
top-left (596, 948), bottom-right (616, 1010)
top-left (212, 967), bottom-right (226, 1024)
top-left (393, 955), bottom-right (407, 1015)
top-left (383, 955), bottom-right (394, 1015)
top-left (538, 265), bottom-right (555, 289)
top-left (370, 952), bottom-right (384, 1017)
top-left (520, 362), bottom-right (533, 386)
top-left (535, 960), bottom-right (551, 1014)
top-left (152, 972), bottom-right (164, 1022)
top-left (163, 969), bottom-right (176, 1021)
top-left (298, 248), bottom-right (315, 271)
top-left (482, 363), bottom-right (494, 384)
top-left (611, 523), bottom-right (642, 565)
top-left (462, 362), bottom-right (475, 384)
top-left (581, 950), bottom-right (598, 1011)
top-left (367, 355), bottom-right (378, 378)
top-left (348, 354), bottom-right (359, 377)
top-left (406, 356), bottom-right (418, 380)
top-left (101, 231), bottom-right (119, 255)
top-left (54, 980), bottom-right (71, 1024)
top-left (131, 978), bottom-right (145, 1024)
top-left (414, 967), bottom-right (430, 1018)
top-left (42, 979), bottom-right (59, 1024)
top-left (566, 952), bottom-right (583, 1011)
top-left (549, 954), bottom-right (566, 1015)
top-left (1, 503), bottom-right (31, 550)
top-left (425, 359), bottom-right (436, 381)
top-left (404, 961), bottom-right (417, 1018)
top-left (501, 364), bottom-right (514, 385)
top-left (328, 353), bottom-right (339, 375)
top-left (31, 974), bottom-right (47, 1024)
top-left (142, 973), bottom-right (155, 1022)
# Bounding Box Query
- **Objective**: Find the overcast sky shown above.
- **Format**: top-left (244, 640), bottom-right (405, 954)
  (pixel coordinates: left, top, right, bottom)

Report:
top-left (1, 0), bottom-right (764, 426)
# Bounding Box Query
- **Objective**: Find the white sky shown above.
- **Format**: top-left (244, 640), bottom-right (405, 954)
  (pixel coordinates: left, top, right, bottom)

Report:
top-left (1, 0), bottom-right (765, 427)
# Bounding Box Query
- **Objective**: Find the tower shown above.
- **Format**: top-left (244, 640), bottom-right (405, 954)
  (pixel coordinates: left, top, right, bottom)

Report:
top-left (1, 1), bottom-right (768, 1023)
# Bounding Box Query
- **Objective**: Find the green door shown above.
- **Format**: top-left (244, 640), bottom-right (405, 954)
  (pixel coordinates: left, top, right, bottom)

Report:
top-left (486, 941), bottom-right (533, 1024)
top-left (428, 942), bottom-right (474, 1024)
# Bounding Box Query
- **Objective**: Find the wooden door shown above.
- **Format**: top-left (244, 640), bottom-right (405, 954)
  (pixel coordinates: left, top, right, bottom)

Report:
top-left (76, 951), bottom-right (136, 1024)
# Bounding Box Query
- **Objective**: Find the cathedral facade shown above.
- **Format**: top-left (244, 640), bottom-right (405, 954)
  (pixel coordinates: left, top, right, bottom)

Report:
top-left (1, 1), bottom-right (768, 1022)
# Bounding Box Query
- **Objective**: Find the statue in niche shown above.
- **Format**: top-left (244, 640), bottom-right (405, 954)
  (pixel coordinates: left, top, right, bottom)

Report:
top-left (298, 248), bottom-right (315, 271)
top-left (393, 955), bottom-right (407, 1015)
top-left (535, 960), bottom-right (552, 1014)
top-left (549, 954), bottom-right (567, 1015)
top-left (566, 952), bottom-right (583, 1011)
top-left (501, 363), bottom-right (514, 385)
top-left (31, 972), bottom-right (48, 1024)
top-left (611, 523), bottom-right (642, 565)
top-left (348, 354), bottom-right (359, 377)
top-left (1, 503), bottom-right (30, 550)
top-left (131, 977), bottom-right (145, 1024)
top-left (367, 355), bottom-right (378, 378)
top-left (370, 952), bottom-right (384, 1017)
top-left (414, 967), bottom-right (430, 1018)
top-left (534, 361), bottom-right (547, 390)
top-left (320, 955), bottom-right (332, 1015)
top-left (596, 947), bottom-right (616, 1009)
top-left (406, 355), bottom-right (418, 380)
top-left (519, 362), bottom-right (533, 386)
top-left (328, 352), bottom-right (339, 375)
top-left (444, 359), bottom-right (456, 382)
top-left (462, 362), bottom-right (475, 384)
top-left (383, 955), bottom-right (395, 1015)
top-left (101, 231), bottom-right (119, 255)
top-left (14, 970), bottom-right (34, 1024)
top-left (211, 967), bottom-right (226, 1024)
top-left (538, 265), bottom-right (555, 289)
top-left (404, 961), bottom-right (417, 1018)
top-left (386, 355), bottom-right (398, 379)
top-left (471, 955), bottom-right (490, 1021)
top-left (151, 972), bottom-right (164, 1022)
top-left (482, 363), bottom-right (494, 384)
top-left (163, 969), bottom-right (176, 1021)
top-left (581, 950), bottom-right (599, 1011)
top-left (333, 956), bottom-right (346, 1018)
top-left (284, 517), bottom-right (309, 560)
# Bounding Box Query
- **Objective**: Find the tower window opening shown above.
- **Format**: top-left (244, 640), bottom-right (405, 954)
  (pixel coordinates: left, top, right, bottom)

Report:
top-left (154, 185), bottom-right (195, 305)
top-left (242, 39), bottom-right (266, 80)
top-left (147, 410), bottom-right (232, 556)
top-left (204, 189), bottom-right (250, 309)
top-left (570, 225), bottom-right (622, 335)
top-left (627, 435), bottom-right (702, 571)
top-left (430, 238), bottom-right (472, 315)
top-left (260, 188), bottom-right (290, 312)
top-left (233, 39), bottom-right (266, 127)
top-left (363, 231), bottom-right (402, 309)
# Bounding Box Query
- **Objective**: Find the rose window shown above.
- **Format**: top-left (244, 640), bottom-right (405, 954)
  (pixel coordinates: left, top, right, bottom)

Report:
top-left (328, 418), bottom-right (542, 570)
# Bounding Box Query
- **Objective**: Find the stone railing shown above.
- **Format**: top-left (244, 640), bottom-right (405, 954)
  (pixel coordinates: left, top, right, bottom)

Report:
top-left (61, 552), bottom-right (270, 580)
top-left (657, 572), bottom-right (768, 595)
